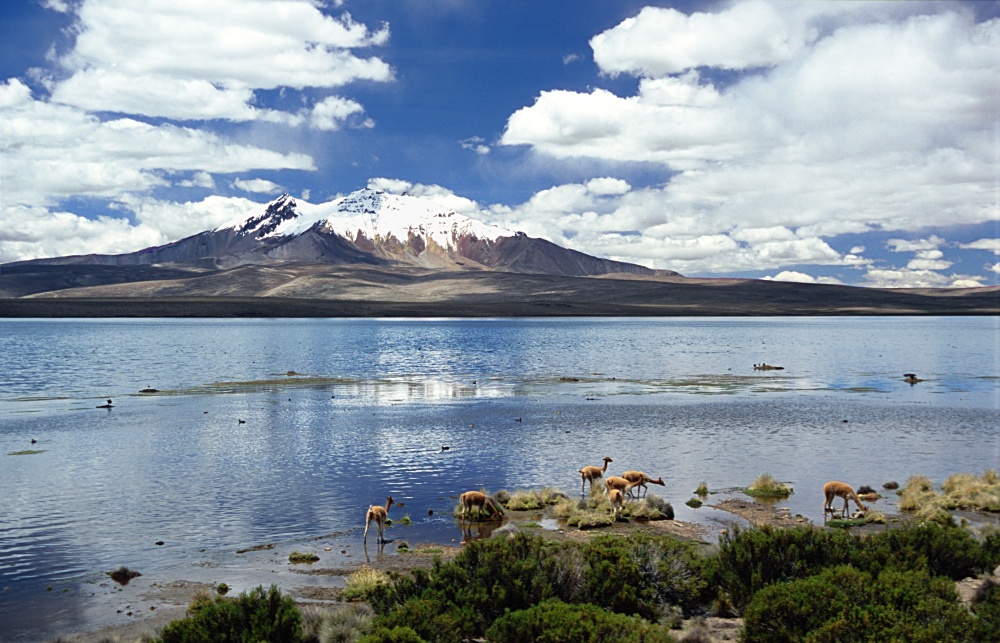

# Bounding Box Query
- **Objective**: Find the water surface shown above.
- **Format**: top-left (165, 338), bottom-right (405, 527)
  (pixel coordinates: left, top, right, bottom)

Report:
top-left (1, 317), bottom-right (997, 640)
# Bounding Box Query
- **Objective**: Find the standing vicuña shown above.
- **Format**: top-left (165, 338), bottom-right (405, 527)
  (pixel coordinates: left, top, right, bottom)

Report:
top-left (578, 456), bottom-right (613, 494)
top-left (460, 490), bottom-right (503, 520)
top-left (604, 475), bottom-right (639, 498)
top-left (364, 496), bottom-right (394, 544)
top-left (609, 488), bottom-right (625, 520)
top-left (823, 481), bottom-right (867, 518)
top-left (621, 470), bottom-right (665, 499)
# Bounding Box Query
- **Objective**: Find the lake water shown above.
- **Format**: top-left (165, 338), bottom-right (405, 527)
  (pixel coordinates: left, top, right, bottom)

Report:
top-left (1, 317), bottom-right (998, 640)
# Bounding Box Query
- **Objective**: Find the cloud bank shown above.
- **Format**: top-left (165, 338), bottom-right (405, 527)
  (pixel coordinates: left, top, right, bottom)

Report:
top-left (499, 2), bottom-right (999, 287)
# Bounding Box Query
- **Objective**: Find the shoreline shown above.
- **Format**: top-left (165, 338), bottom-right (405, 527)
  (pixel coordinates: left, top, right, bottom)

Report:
top-left (43, 496), bottom-right (896, 642)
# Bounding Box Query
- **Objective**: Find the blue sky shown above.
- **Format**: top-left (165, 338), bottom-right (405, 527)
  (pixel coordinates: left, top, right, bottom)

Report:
top-left (1, 0), bottom-right (998, 287)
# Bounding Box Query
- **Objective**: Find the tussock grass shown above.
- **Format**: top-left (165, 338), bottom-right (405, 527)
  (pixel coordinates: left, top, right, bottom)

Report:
top-left (504, 487), bottom-right (567, 511)
top-left (744, 473), bottom-right (792, 498)
top-left (288, 551), bottom-right (320, 563)
top-left (899, 471), bottom-right (1000, 522)
top-left (300, 603), bottom-right (374, 643)
top-left (695, 481), bottom-right (709, 496)
top-left (342, 566), bottom-right (392, 601)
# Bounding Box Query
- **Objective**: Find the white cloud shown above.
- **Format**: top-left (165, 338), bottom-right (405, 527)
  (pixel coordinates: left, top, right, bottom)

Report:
top-left (886, 236), bottom-right (947, 253)
top-left (309, 96), bottom-right (372, 130)
top-left (990, 263), bottom-right (1000, 275)
top-left (0, 79), bottom-right (315, 208)
top-left (232, 178), bottom-right (283, 194)
top-left (590, 1), bottom-right (811, 76)
top-left (862, 268), bottom-right (985, 289)
top-left (962, 238), bottom-right (1000, 254)
top-left (48, 0), bottom-right (392, 124)
top-left (178, 172), bottom-right (216, 189)
top-left (1, 195), bottom-right (259, 262)
top-left (763, 271), bottom-right (843, 285)
top-left (500, 3), bottom-right (999, 281)
top-left (367, 178), bottom-right (480, 214)
top-left (460, 136), bottom-right (490, 155)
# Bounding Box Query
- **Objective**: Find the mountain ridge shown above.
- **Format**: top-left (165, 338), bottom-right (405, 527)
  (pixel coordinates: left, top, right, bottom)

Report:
top-left (8, 188), bottom-right (675, 278)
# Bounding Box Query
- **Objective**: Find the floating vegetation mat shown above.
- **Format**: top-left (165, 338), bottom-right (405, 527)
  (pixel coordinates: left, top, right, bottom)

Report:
top-left (7, 450), bottom-right (46, 456)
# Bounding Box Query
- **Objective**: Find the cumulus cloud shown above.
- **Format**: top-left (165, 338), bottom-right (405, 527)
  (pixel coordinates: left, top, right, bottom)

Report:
top-left (1, 195), bottom-right (258, 262)
top-left (499, 1), bottom-right (999, 285)
top-left (460, 136), bottom-right (491, 155)
top-left (763, 271), bottom-right (843, 285)
top-left (48, 0), bottom-right (392, 124)
top-left (367, 178), bottom-right (480, 214)
top-left (232, 178), bottom-right (283, 194)
top-left (590, 1), bottom-right (812, 76)
top-left (962, 238), bottom-right (1000, 254)
top-left (0, 79), bottom-right (314, 208)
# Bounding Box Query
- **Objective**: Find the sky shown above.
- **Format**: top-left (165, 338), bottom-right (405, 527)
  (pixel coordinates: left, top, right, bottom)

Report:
top-left (1, 0), bottom-right (998, 288)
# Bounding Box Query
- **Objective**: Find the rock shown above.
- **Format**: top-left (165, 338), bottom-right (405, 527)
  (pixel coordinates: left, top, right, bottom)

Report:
top-left (883, 481), bottom-right (900, 490)
top-left (956, 576), bottom-right (995, 606)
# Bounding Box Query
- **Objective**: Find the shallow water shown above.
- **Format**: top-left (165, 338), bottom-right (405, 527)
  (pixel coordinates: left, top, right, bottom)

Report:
top-left (1, 317), bottom-right (997, 640)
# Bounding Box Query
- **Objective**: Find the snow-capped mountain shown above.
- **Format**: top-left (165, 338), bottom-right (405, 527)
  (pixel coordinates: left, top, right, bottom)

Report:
top-left (13, 188), bottom-right (675, 278)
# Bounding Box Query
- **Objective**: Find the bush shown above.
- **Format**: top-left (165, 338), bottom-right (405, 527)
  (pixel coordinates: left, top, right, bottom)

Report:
top-left (714, 525), bottom-right (857, 610)
top-left (484, 599), bottom-right (676, 643)
top-left (714, 522), bottom-right (991, 611)
top-left (742, 566), bottom-right (973, 642)
top-left (158, 584), bottom-right (302, 643)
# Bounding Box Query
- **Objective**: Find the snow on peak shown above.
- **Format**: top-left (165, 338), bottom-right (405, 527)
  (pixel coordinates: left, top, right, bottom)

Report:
top-left (228, 188), bottom-right (517, 250)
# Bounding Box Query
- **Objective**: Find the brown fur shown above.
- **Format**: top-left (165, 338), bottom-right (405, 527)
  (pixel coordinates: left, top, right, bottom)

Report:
top-left (604, 475), bottom-right (639, 498)
top-left (621, 470), bottom-right (665, 499)
top-left (364, 496), bottom-right (393, 544)
top-left (823, 481), bottom-right (867, 518)
top-left (460, 490), bottom-right (503, 520)
top-left (609, 488), bottom-right (625, 520)
top-left (578, 456), bottom-right (613, 494)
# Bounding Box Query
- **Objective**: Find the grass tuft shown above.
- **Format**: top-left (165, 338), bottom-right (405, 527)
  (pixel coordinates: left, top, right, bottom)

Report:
top-left (744, 473), bottom-right (792, 498)
top-left (288, 551), bottom-right (320, 564)
top-left (342, 566), bottom-right (392, 601)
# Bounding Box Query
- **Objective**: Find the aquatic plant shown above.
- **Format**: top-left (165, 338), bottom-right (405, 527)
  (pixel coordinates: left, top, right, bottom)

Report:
top-left (504, 487), bottom-right (567, 511)
top-left (744, 473), bottom-right (792, 498)
top-left (289, 551), bottom-right (320, 563)
top-left (695, 482), bottom-right (709, 496)
top-left (686, 498), bottom-right (703, 508)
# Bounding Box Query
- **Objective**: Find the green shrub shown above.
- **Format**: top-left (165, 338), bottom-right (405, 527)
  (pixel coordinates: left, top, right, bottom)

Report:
top-left (714, 525), bottom-right (857, 610)
top-left (714, 523), bottom-right (990, 611)
top-left (158, 584), bottom-right (302, 643)
top-left (483, 598), bottom-right (675, 643)
top-left (970, 582), bottom-right (1000, 641)
top-left (742, 565), bottom-right (973, 642)
top-left (860, 522), bottom-right (988, 579)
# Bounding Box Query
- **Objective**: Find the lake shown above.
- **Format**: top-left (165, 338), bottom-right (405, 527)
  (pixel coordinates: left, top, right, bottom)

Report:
top-left (1, 316), bottom-right (998, 640)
